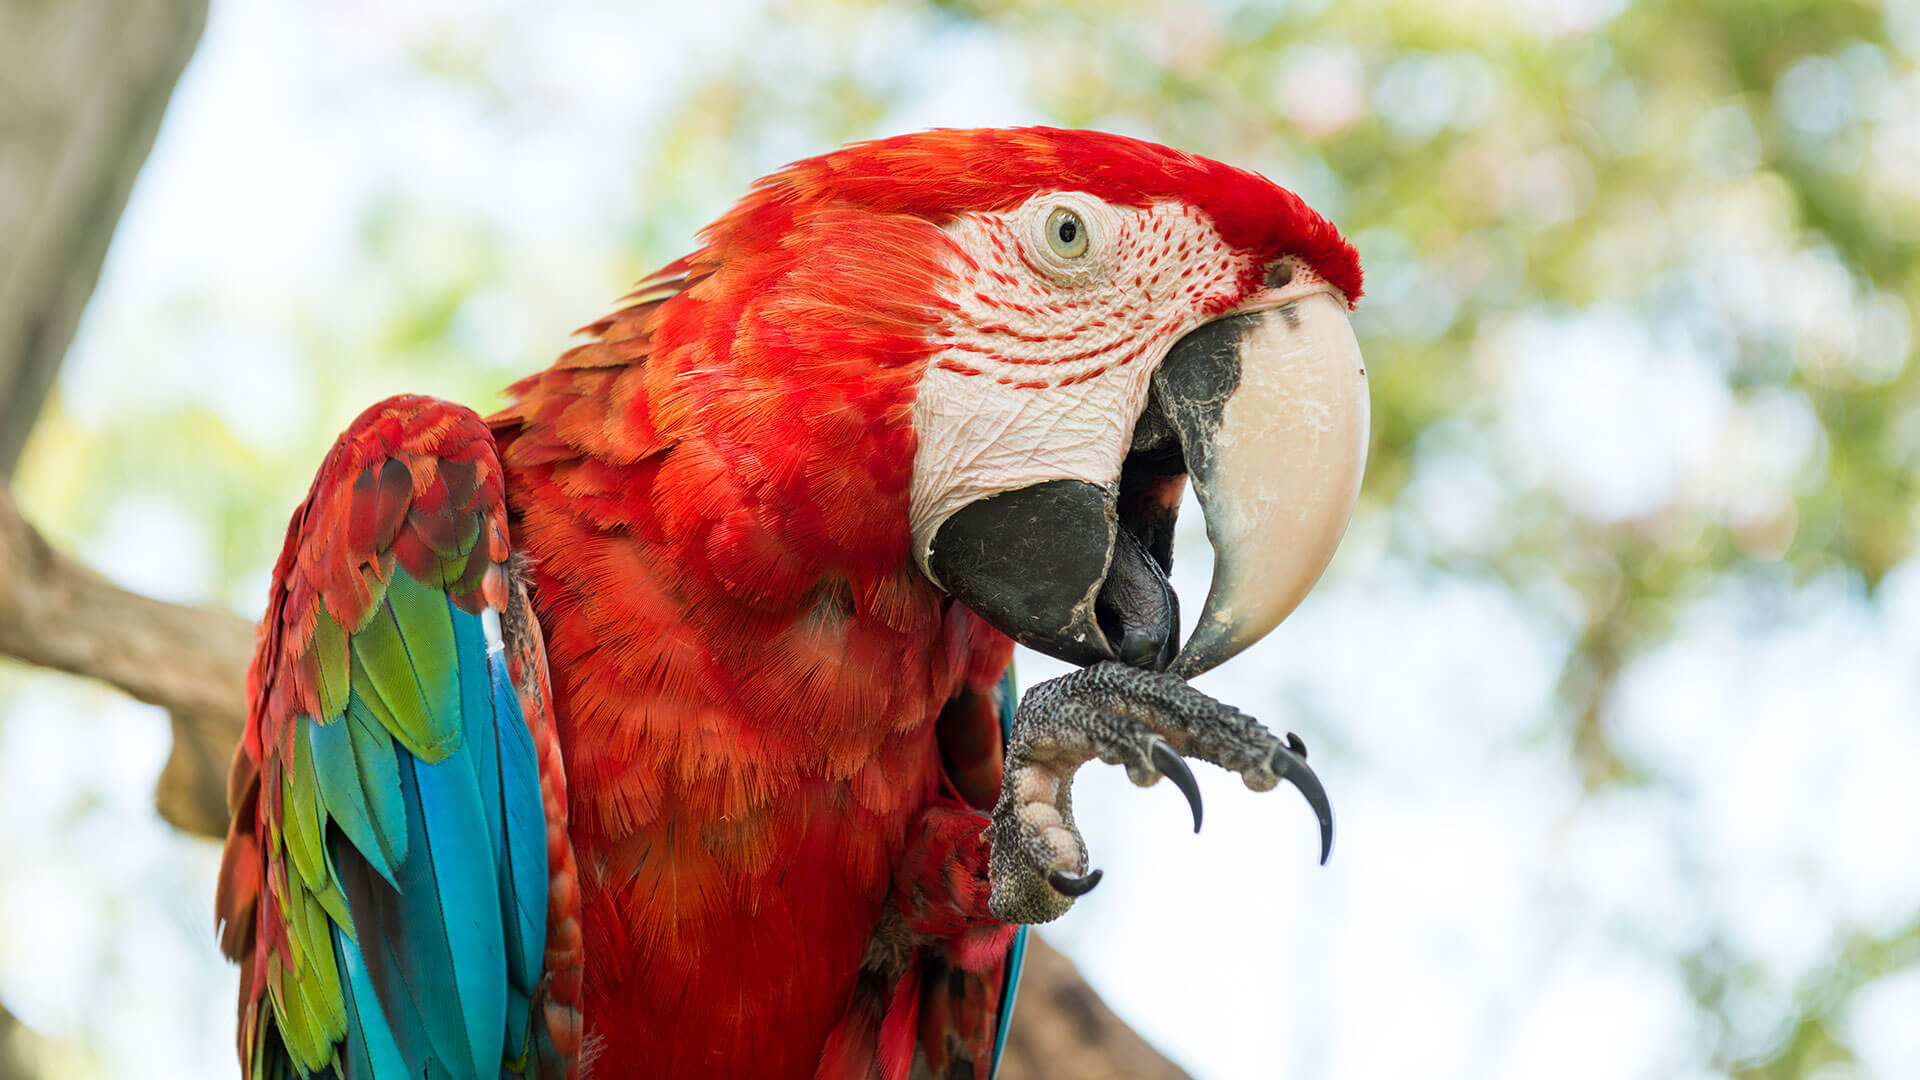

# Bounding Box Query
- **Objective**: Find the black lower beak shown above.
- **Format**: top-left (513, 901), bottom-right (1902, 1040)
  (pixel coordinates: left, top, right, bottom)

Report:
top-left (927, 479), bottom-right (1179, 669)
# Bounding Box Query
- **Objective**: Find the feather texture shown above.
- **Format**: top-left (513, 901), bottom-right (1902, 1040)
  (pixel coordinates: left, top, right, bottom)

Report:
top-left (216, 397), bottom-right (579, 1079)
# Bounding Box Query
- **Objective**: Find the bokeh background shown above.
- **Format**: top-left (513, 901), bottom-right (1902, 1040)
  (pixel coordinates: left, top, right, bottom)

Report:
top-left (7, 0), bottom-right (1920, 1076)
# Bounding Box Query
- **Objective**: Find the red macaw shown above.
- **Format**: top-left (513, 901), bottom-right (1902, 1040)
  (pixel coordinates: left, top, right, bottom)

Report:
top-left (215, 127), bottom-right (1367, 1080)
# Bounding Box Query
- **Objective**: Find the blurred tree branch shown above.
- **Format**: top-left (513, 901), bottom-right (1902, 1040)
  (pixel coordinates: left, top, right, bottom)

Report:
top-left (996, 940), bottom-right (1192, 1080)
top-left (0, 1), bottom-right (208, 1069)
top-left (0, 484), bottom-right (249, 836)
top-left (0, 0), bottom-right (207, 477)
top-left (0, 1003), bottom-right (29, 1080)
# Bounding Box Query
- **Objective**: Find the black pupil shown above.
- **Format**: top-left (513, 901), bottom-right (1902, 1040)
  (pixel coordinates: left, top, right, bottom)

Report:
top-left (1057, 216), bottom-right (1078, 244)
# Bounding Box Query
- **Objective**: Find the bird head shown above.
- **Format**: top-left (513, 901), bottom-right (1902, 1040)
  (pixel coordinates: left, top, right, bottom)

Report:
top-left (668, 127), bottom-right (1367, 676)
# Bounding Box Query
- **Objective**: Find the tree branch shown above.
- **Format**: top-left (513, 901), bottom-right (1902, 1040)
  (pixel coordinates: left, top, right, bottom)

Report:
top-left (0, 484), bottom-right (251, 836)
top-left (0, 0), bottom-right (209, 477)
top-left (996, 936), bottom-right (1192, 1080)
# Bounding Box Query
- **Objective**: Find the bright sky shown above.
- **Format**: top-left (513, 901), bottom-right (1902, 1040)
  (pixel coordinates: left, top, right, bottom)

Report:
top-left (5, 2), bottom-right (1919, 1079)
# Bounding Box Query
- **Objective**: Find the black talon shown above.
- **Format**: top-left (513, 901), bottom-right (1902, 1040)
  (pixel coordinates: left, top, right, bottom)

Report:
top-left (1149, 738), bottom-right (1204, 833)
top-left (1286, 731), bottom-right (1308, 759)
top-left (1272, 745), bottom-right (1335, 865)
top-left (1048, 868), bottom-right (1104, 897)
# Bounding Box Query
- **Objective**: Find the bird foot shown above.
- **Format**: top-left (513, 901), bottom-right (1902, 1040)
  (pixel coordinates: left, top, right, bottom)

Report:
top-left (986, 661), bottom-right (1333, 924)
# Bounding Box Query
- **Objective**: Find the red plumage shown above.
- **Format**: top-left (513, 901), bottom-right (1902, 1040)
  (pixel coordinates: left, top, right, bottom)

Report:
top-left (219, 126), bottom-right (1361, 1079)
top-left (491, 207), bottom-right (1002, 1076)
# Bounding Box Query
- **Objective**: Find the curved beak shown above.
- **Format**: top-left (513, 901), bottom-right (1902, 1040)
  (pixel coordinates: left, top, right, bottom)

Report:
top-left (1160, 291), bottom-right (1370, 677)
top-left (924, 289), bottom-right (1368, 675)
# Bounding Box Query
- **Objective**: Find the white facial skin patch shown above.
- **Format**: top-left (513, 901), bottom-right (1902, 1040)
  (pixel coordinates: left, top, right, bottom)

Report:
top-left (908, 193), bottom-right (1255, 571)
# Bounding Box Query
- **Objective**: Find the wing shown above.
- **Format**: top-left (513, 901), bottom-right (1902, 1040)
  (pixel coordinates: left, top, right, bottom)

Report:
top-left (215, 396), bottom-right (578, 1080)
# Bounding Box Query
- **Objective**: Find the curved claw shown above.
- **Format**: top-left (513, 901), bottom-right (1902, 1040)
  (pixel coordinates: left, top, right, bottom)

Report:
top-left (1048, 868), bottom-right (1105, 897)
top-left (1149, 738), bottom-right (1204, 833)
top-left (1272, 745), bottom-right (1335, 865)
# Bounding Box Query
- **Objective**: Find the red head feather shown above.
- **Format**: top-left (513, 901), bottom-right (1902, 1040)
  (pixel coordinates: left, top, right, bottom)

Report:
top-left (503, 127), bottom-right (1363, 611)
top-left (702, 126), bottom-right (1362, 304)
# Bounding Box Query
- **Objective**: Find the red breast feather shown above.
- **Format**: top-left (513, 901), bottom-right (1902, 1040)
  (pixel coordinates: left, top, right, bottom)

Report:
top-left (493, 205), bottom-right (974, 1078)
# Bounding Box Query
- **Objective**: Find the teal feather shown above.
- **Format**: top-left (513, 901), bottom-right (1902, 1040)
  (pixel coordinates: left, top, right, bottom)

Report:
top-left (451, 605), bottom-right (494, 770)
top-left (335, 924), bottom-right (409, 1079)
top-left (333, 840), bottom-right (445, 1071)
top-left (345, 694), bottom-right (408, 885)
top-left (490, 654), bottom-right (549, 992)
top-left (450, 603), bottom-right (548, 995)
top-left (406, 738), bottom-right (508, 1078)
top-left (505, 987), bottom-right (533, 1065)
top-left (310, 714), bottom-right (395, 891)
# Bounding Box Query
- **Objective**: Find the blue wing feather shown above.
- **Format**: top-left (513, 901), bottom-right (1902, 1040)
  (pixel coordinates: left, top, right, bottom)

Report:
top-left (323, 573), bottom-right (549, 1078)
top-left (453, 607), bottom-right (548, 996)
top-left (410, 731), bottom-right (509, 1077)
top-left (336, 925), bottom-right (409, 1078)
top-left (489, 654), bottom-right (550, 993)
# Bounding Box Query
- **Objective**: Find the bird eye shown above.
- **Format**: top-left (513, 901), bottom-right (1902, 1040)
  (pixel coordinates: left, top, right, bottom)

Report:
top-left (1046, 208), bottom-right (1088, 258)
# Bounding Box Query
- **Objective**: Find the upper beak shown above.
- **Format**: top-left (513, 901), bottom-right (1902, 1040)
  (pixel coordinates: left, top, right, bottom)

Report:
top-left (927, 288), bottom-right (1369, 675)
top-left (1157, 290), bottom-right (1370, 676)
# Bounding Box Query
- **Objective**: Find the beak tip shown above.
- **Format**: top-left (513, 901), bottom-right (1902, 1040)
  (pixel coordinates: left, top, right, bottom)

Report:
top-left (1167, 618), bottom-right (1243, 680)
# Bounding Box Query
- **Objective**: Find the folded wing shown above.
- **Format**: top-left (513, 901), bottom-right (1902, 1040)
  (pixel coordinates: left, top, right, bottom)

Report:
top-left (216, 396), bottom-right (574, 1079)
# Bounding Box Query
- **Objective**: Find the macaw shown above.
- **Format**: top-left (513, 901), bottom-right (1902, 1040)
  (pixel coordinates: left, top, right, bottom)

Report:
top-left (215, 127), bottom-right (1367, 1080)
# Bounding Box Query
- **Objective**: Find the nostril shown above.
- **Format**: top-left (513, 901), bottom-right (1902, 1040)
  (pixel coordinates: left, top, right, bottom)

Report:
top-left (1265, 261), bottom-right (1295, 289)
